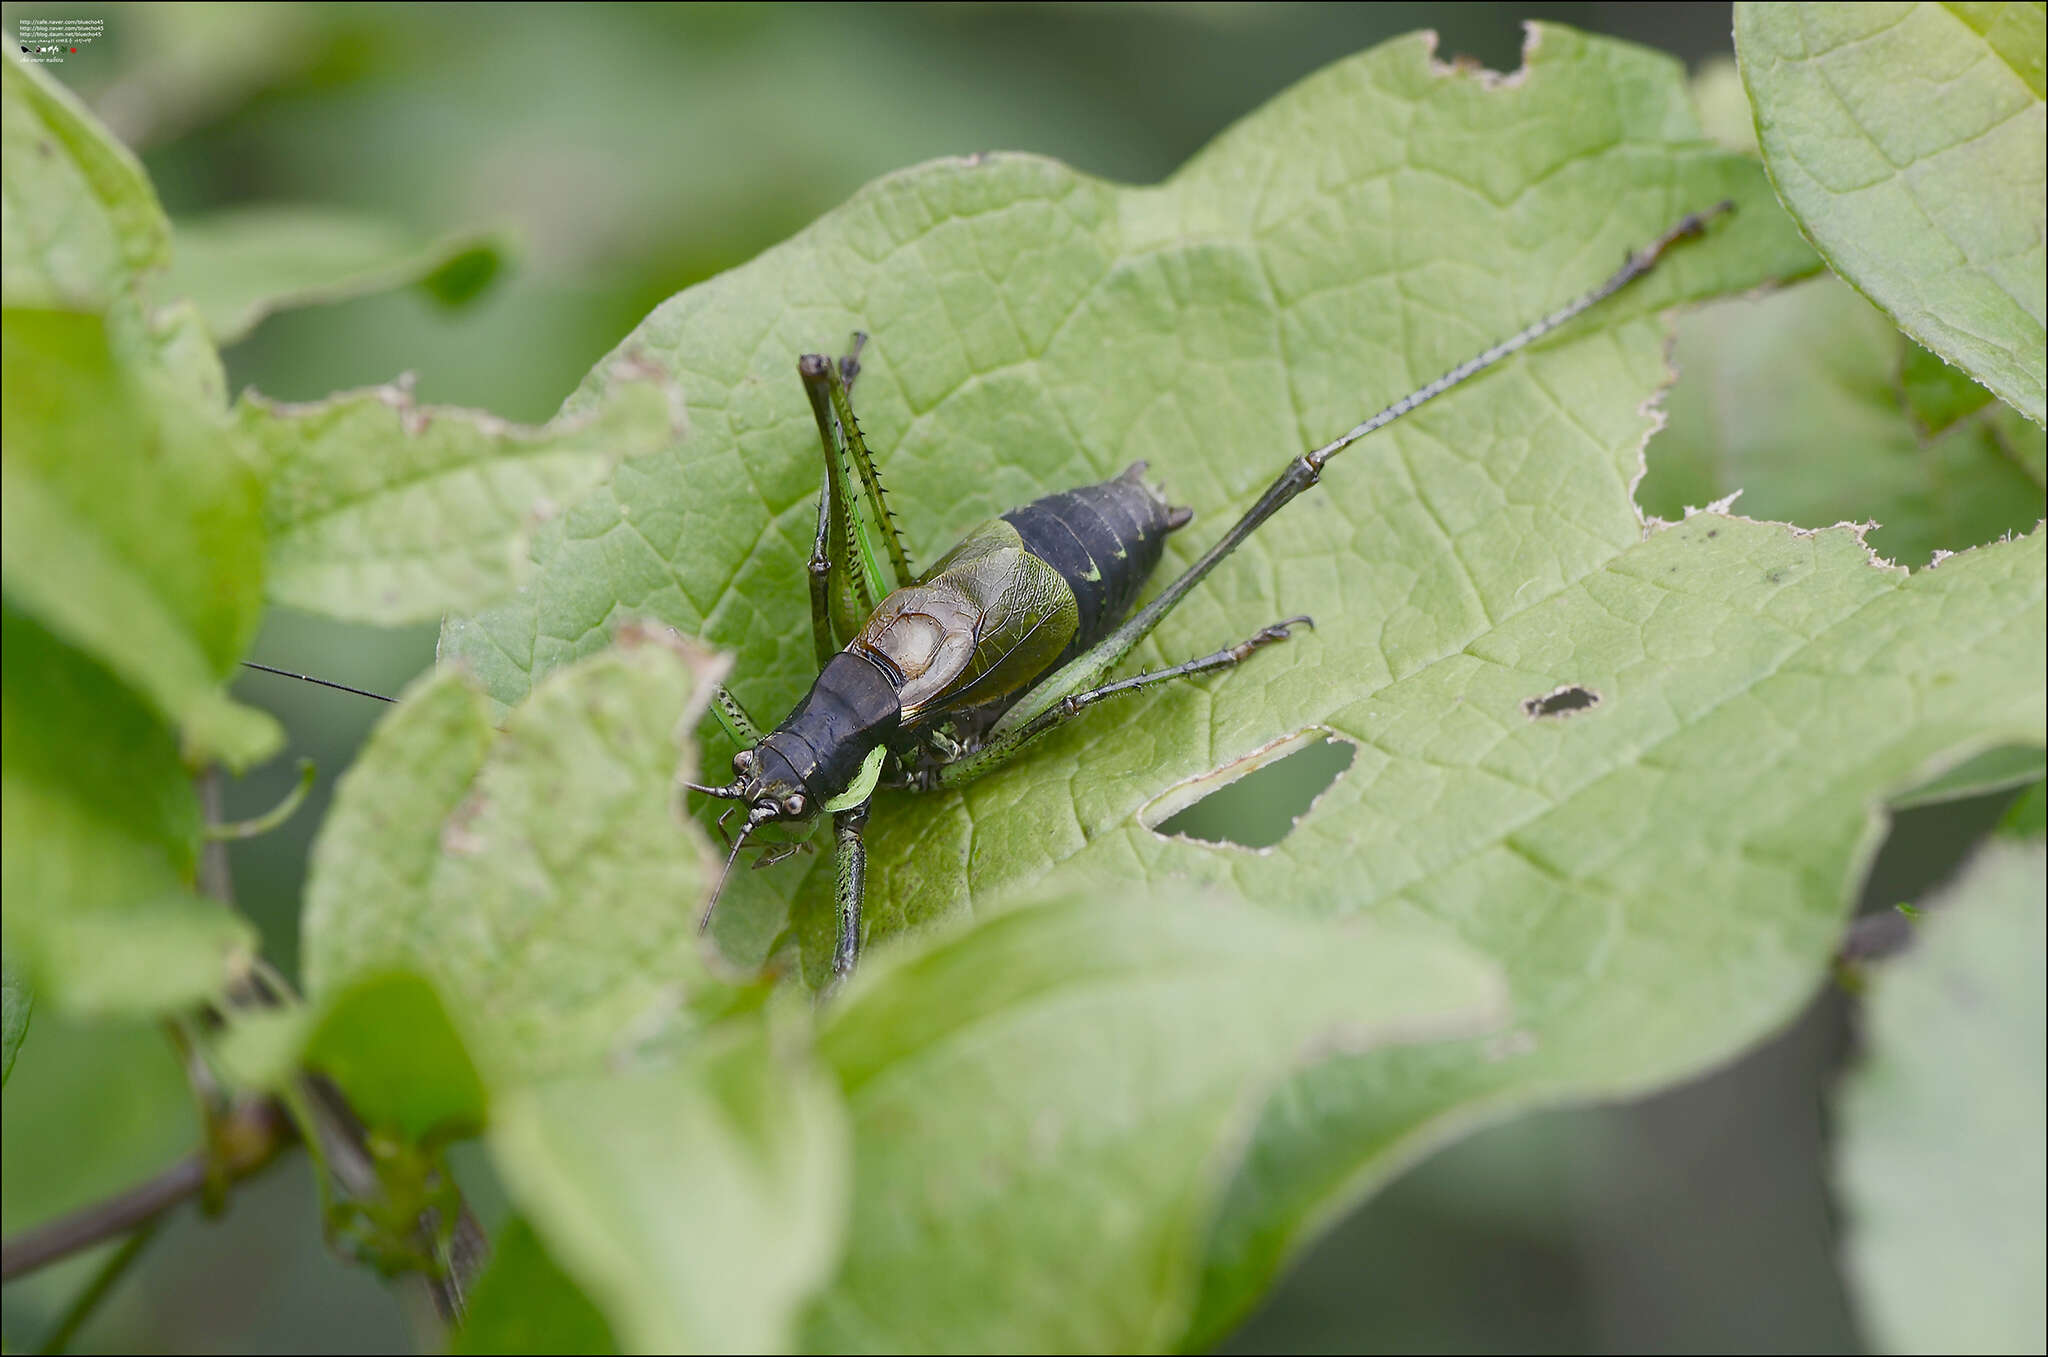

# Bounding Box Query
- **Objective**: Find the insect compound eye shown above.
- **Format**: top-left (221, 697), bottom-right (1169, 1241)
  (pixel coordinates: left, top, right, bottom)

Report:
top-left (781, 794), bottom-right (806, 818)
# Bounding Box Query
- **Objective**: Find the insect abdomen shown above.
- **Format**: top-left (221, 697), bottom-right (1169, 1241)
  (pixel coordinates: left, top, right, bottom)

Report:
top-left (1000, 461), bottom-right (1190, 657)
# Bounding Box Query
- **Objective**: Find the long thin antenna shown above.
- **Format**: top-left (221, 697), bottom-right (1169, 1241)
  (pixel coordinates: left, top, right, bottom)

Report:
top-left (240, 661), bottom-right (395, 704)
top-left (1305, 200), bottom-right (1735, 472)
top-left (699, 818), bottom-right (758, 933)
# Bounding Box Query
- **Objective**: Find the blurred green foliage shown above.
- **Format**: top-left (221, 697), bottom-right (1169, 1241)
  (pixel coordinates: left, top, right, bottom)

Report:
top-left (1, 3), bottom-right (2039, 1353)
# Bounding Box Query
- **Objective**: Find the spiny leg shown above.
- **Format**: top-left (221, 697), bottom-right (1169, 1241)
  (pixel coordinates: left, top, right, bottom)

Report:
top-left (708, 685), bottom-right (764, 748)
top-left (988, 203), bottom-right (1733, 742)
top-left (934, 616), bottom-right (1312, 788)
top-left (806, 339), bottom-right (917, 593)
top-left (829, 797), bottom-right (873, 984)
top-left (801, 340), bottom-right (877, 663)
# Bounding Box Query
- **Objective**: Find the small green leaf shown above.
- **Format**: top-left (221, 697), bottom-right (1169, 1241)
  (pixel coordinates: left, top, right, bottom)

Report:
top-left (1736, 2), bottom-right (2047, 423)
top-left (1892, 744), bottom-right (2048, 808)
top-left (1836, 837), bottom-right (2046, 1353)
top-left (302, 631), bottom-right (729, 1083)
top-left (0, 607), bottom-right (254, 1017)
top-left (1640, 275), bottom-right (2046, 568)
top-left (1999, 780), bottom-right (2047, 837)
top-left (165, 206), bottom-right (509, 346)
top-left (242, 356), bottom-right (683, 625)
top-left (303, 973), bottom-right (488, 1142)
top-left (1900, 339), bottom-right (1996, 436)
top-left (454, 1217), bottom-right (619, 1356)
top-left (1, 948), bottom-right (32, 1086)
top-left (806, 890), bottom-right (1504, 1353)
top-left (491, 1022), bottom-right (847, 1355)
top-left (1, 307), bottom-right (278, 768)
top-left (1, 52), bottom-right (169, 309)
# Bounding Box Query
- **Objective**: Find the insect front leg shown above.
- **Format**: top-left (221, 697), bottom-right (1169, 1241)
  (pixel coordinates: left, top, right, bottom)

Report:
top-left (933, 615), bottom-right (1313, 789)
top-left (829, 797), bottom-right (873, 986)
top-left (710, 684), bottom-right (765, 747)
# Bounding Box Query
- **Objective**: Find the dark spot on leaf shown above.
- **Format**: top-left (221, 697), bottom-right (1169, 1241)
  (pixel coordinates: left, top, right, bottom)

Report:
top-left (1708, 528), bottom-right (1719, 538)
top-left (1144, 729), bottom-right (1356, 849)
top-left (1521, 685), bottom-right (1602, 720)
top-left (1765, 568), bottom-right (1786, 585)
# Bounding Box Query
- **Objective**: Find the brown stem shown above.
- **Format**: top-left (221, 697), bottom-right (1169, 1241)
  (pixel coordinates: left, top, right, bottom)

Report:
top-left (0, 1100), bottom-right (290, 1283)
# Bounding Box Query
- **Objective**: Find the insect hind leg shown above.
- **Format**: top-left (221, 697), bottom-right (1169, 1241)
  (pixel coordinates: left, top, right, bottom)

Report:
top-left (929, 616), bottom-right (1313, 790)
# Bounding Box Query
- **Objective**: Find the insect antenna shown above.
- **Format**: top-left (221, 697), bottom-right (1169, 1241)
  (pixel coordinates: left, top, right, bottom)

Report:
top-left (240, 661), bottom-right (396, 704)
top-left (699, 810), bottom-right (769, 933)
top-left (1305, 200), bottom-right (1735, 473)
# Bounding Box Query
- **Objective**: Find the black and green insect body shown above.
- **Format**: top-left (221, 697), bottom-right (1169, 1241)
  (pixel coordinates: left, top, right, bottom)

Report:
top-left (996, 470), bottom-right (1194, 666)
top-left (716, 464), bottom-right (1198, 919)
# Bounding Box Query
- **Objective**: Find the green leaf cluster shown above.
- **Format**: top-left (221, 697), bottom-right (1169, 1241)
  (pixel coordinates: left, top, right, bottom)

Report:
top-left (0, 50), bottom-right (678, 1019)
top-left (4, 15), bottom-right (2045, 1354)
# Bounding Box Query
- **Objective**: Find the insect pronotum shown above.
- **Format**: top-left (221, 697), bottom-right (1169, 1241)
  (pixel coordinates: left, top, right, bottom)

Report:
top-left (250, 202), bottom-right (1732, 985)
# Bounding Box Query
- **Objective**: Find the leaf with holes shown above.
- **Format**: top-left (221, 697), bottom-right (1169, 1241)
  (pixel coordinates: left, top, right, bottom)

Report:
top-left (1735, 2), bottom-right (2047, 424)
top-left (437, 26), bottom-right (2045, 1341)
top-left (1836, 837), bottom-right (2046, 1353)
top-left (1639, 274), bottom-right (2045, 569)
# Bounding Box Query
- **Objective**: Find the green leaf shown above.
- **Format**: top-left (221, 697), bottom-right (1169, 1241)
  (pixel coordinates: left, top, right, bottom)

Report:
top-left (0, 606), bottom-right (254, 1017)
top-left (302, 630), bottom-right (729, 1083)
top-left (1999, 779), bottom-right (2046, 836)
top-left (1836, 837), bottom-right (2046, 1353)
top-left (1, 948), bottom-right (31, 1086)
top-left (1690, 56), bottom-right (1761, 155)
top-left (1, 307), bottom-right (278, 768)
top-left (1, 52), bottom-right (169, 310)
top-left (165, 206), bottom-right (508, 346)
top-left (807, 890), bottom-right (1504, 1353)
top-left (490, 1021), bottom-right (848, 1355)
top-left (1735, 2), bottom-right (2047, 424)
top-left (303, 972), bottom-right (488, 1142)
top-left (242, 356), bottom-right (683, 625)
top-left (1899, 339), bottom-right (1996, 436)
top-left (1891, 744), bottom-right (2048, 808)
top-left (454, 1217), bottom-right (619, 1357)
top-left (432, 27), bottom-right (2042, 1344)
top-left (1639, 275), bottom-right (2046, 569)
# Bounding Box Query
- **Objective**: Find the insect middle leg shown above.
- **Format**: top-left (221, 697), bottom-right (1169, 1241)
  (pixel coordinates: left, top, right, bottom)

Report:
top-left (931, 615), bottom-right (1312, 789)
top-left (829, 797), bottom-right (873, 983)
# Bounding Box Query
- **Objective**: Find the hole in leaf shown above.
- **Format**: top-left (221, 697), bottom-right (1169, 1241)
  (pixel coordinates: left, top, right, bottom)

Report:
top-left (1521, 685), bottom-right (1602, 720)
top-left (1143, 728), bottom-right (1356, 850)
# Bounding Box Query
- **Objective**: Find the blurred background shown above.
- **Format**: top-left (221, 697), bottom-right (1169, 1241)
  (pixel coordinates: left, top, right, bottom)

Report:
top-left (1, 3), bottom-right (2025, 1350)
